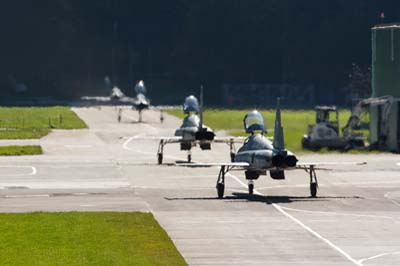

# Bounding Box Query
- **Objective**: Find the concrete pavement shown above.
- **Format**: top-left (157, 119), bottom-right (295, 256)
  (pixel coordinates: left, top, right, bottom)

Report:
top-left (0, 106), bottom-right (399, 265)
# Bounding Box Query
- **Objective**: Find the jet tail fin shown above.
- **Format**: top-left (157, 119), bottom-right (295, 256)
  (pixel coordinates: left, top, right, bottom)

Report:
top-left (273, 97), bottom-right (285, 150)
top-left (199, 85), bottom-right (204, 130)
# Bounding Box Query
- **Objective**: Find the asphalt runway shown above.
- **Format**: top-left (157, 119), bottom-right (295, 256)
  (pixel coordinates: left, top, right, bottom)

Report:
top-left (1, 106), bottom-right (400, 265)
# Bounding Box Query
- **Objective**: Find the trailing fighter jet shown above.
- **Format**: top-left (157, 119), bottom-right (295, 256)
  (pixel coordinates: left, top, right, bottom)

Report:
top-left (131, 80), bottom-right (150, 122)
top-left (157, 86), bottom-right (243, 164)
top-left (82, 80), bottom-right (151, 122)
top-left (177, 98), bottom-right (366, 198)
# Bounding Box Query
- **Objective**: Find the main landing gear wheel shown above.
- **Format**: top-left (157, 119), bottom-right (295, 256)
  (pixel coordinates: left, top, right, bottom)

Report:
top-left (310, 183), bottom-right (317, 198)
top-left (216, 166), bottom-right (226, 199)
top-left (157, 153), bottom-right (163, 165)
top-left (248, 184), bottom-right (254, 195)
top-left (216, 183), bottom-right (225, 199)
top-left (309, 165), bottom-right (318, 198)
top-left (230, 153), bottom-right (235, 162)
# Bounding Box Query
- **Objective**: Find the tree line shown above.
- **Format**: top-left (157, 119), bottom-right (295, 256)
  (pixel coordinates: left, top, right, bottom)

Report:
top-left (0, 0), bottom-right (396, 104)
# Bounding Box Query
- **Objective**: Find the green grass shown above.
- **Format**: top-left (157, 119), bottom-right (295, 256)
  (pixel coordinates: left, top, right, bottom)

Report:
top-left (167, 108), bottom-right (369, 153)
top-left (0, 145), bottom-right (43, 156)
top-left (0, 106), bottom-right (87, 139)
top-left (0, 212), bottom-right (187, 266)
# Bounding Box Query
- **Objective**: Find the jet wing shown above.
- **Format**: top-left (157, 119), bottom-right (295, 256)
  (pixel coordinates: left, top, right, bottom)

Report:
top-left (118, 97), bottom-right (135, 104)
top-left (128, 135), bottom-right (182, 144)
top-left (160, 137), bottom-right (182, 144)
top-left (213, 136), bottom-right (246, 144)
top-left (296, 161), bottom-right (366, 170)
top-left (81, 96), bottom-right (112, 102)
top-left (175, 162), bottom-right (250, 168)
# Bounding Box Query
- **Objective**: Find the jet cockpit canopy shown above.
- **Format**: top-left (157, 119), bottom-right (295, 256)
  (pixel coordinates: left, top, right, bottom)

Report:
top-left (134, 80), bottom-right (147, 95)
top-left (183, 95), bottom-right (200, 114)
top-left (243, 110), bottom-right (267, 133)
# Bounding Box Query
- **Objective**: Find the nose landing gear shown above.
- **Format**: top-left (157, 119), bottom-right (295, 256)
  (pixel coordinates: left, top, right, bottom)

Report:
top-left (309, 165), bottom-right (318, 198)
top-left (248, 180), bottom-right (254, 195)
top-left (216, 166), bottom-right (226, 198)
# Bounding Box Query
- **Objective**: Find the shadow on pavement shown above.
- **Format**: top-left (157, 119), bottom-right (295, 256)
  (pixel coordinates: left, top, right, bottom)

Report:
top-left (165, 193), bottom-right (363, 204)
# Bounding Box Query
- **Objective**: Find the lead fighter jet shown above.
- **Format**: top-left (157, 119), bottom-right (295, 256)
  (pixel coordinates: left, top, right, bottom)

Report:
top-left (178, 98), bottom-right (366, 198)
top-left (157, 86), bottom-right (243, 164)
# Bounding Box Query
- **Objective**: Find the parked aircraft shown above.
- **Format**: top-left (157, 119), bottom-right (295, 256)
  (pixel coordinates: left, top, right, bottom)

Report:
top-left (178, 98), bottom-right (366, 198)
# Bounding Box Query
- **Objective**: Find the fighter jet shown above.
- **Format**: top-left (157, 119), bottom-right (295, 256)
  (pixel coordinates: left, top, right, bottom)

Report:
top-left (157, 86), bottom-right (243, 164)
top-left (82, 80), bottom-right (151, 122)
top-left (131, 80), bottom-right (150, 122)
top-left (178, 98), bottom-right (366, 198)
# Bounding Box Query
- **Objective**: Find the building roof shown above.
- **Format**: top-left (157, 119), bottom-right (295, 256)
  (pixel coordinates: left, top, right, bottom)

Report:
top-left (372, 23), bottom-right (400, 30)
top-left (315, 105), bottom-right (337, 111)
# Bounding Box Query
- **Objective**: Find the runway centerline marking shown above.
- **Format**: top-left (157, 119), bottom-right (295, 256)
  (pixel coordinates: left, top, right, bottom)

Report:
top-left (64, 144), bottom-right (93, 148)
top-left (279, 206), bottom-right (396, 220)
top-left (5, 194), bottom-right (49, 198)
top-left (0, 166), bottom-right (37, 176)
top-left (358, 251), bottom-right (400, 264)
top-left (123, 134), bottom-right (182, 161)
top-left (227, 172), bottom-right (363, 266)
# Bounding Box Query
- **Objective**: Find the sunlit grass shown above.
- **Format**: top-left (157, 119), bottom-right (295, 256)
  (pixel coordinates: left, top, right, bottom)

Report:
top-left (0, 212), bottom-right (187, 266)
top-left (0, 145), bottom-right (43, 156)
top-left (0, 106), bottom-right (87, 139)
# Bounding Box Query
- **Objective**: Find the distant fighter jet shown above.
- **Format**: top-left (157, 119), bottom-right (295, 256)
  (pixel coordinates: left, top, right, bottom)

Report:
top-left (177, 98), bottom-right (366, 198)
top-left (82, 80), bottom-right (151, 122)
top-left (157, 86), bottom-right (243, 164)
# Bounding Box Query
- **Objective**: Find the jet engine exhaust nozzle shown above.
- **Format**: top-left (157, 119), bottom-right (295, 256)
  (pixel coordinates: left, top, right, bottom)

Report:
top-left (285, 155), bottom-right (298, 167)
top-left (272, 155), bottom-right (285, 167)
top-left (195, 130), bottom-right (215, 141)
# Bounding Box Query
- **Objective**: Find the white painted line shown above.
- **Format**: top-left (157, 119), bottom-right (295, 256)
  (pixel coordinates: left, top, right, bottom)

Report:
top-left (79, 204), bottom-right (96, 207)
top-left (226, 172), bottom-right (363, 266)
top-left (384, 192), bottom-right (400, 208)
top-left (64, 144), bottom-right (93, 148)
top-left (122, 134), bottom-right (145, 150)
top-left (72, 192), bottom-right (89, 196)
top-left (123, 134), bottom-right (182, 161)
top-left (0, 166), bottom-right (37, 176)
top-left (358, 251), bottom-right (400, 264)
top-left (279, 206), bottom-right (395, 220)
top-left (5, 194), bottom-right (50, 198)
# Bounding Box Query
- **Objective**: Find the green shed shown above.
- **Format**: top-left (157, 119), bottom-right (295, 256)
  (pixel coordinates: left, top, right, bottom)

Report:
top-left (370, 24), bottom-right (400, 152)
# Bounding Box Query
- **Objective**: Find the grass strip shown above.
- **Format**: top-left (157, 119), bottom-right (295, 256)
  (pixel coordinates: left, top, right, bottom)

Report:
top-left (0, 106), bottom-right (87, 139)
top-left (0, 145), bottom-right (43, 156)
top-left (0, 212), bottom-right (187, 266)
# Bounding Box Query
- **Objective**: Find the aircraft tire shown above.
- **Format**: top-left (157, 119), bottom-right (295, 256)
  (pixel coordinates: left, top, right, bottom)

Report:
top-left (310, 183), bottom-right (317, 198)
top-left (157, 153), bottom-right (163, 165)
top-left (248, 184), bottom-right (254, 195)
top-left (230, 153), bottom-right (235, 162)
top-left (188, 154), bottom-right (192, 163)
top-left (216, 183), bottom-right (224, 199)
